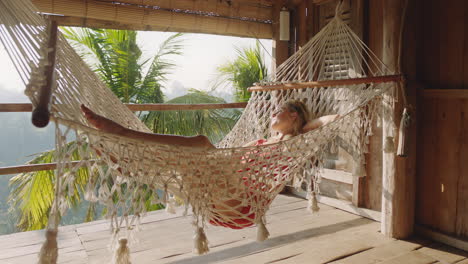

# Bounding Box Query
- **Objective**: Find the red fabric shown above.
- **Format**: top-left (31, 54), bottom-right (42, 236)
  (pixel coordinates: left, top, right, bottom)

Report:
top-left (209, 139), bottom-right (289, 229)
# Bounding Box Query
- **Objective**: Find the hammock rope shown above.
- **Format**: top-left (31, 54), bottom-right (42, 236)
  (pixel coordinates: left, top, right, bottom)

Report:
top-left (0, 0), bottom-right (400, 263)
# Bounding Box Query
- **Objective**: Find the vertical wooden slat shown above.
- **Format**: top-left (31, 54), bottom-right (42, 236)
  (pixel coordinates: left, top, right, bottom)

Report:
top-left (465, 5), bottom-right (468, 90)
top-left (416, 97), bottom-right (437, 229)
top-left (306, 1), bottom-right (317, 40)
top-left (364, 0), bottom-right (383, 211)
top-left (436, 100), bottom-right (461, 234)
top-left (272, 0), bottom-right (289, 69)
top-left (438, 0), bottom-right (465, 89)
top-left (421, 0), bottom-right (441, 87)
top-left (456, 99), bottom-right (468, 237)
top-left (297, 0), bottom-right (308, 48)
top-left (350, 0), bottom-right (366, 208)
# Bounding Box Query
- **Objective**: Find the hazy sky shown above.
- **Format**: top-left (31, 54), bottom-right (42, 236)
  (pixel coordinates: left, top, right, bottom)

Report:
top-left (0, 31), bottom-right (272, 103)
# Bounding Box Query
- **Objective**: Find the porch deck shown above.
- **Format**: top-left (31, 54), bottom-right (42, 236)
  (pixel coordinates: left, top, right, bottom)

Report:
top-left (1, 195), bottom-right (467, 264)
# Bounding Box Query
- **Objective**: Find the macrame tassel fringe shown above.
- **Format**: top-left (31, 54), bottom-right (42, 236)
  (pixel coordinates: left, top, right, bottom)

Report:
top-left (384, 136), bottom-right (395, 153)
top-left (38, 229), bottom-right (58, 264)
top-left (256, 218), bottom-right (270, 242)
top-left (308, 192), bottom-right (320, 213)
top-left (112, 238), bottom-right (131, 264)
top-left (193, 227), bottom-right (209, 255)
top-left (397, 107), bottom-right (411, 157)
top-left (165, 196), bottom-right (177, 214)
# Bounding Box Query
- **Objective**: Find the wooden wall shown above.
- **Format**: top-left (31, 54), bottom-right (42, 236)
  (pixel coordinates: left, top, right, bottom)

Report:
top-left (415, 0), bottom-right (468, 239)
top-left (418, 94), bottom-right (468, 238)
top-left (419, 0), bottom-right (468, 89)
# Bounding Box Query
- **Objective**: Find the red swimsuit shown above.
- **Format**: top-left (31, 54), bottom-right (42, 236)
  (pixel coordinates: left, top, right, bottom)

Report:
top-left (209, 139), bottom-right (289, 229)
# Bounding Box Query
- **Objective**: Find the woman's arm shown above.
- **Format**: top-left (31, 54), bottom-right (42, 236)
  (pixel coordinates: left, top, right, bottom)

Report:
top-left (81, 105), bottom-right (215, 149)
top-left (302, 114), bottom-right (339, 133)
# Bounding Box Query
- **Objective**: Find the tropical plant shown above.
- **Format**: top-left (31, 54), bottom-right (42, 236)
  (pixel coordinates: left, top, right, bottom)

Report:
top-left (61, 28), bottom-right (184, 104)
top-left (214, 40), bottom-right (269, 102)
top-left (142, 89), bottom-right (241, 144)
top-left (9, 146), bottom-right (91, 231)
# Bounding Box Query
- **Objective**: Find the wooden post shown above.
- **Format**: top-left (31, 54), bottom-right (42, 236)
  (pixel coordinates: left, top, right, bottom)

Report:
top-left (381, 0), bottom-right (415, 239)
top-left (272, 0), bottom-right (289, 69)
top-left (32, 20), bottom-right (58, 128)
top-left (297, 1), bottom-right (308, 48)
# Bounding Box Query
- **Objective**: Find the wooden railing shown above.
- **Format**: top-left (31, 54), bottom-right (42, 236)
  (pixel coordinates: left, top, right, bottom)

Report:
top-left (0, 102), bottom-right (247, 176)
top-left (0, 102), bottom-right (247, 112)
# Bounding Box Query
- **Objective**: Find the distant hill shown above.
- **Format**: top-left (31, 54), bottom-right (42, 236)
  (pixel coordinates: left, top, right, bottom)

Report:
top-left (0, 112), bottom-right (55, 234)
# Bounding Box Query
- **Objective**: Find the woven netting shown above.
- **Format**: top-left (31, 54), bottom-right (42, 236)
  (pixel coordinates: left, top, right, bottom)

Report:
top-left (0, 0), bottom-right (397, 262)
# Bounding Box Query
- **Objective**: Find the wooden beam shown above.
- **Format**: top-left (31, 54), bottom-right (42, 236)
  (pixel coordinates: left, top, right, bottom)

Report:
top-left (287, 187), bottom-right (381, 222)
top-left (125, 103), bottom-right (248, 111)
top-left (381, 0), bottom-right (415, 239)
top-left (0, 104), bottom-right (33, 112)
top-left (422, 89), bottom-right (468, 99)
top-left (415, 225), bottom-right (468, 252)
top-left (321, 169), bottom-right (353, 185)
top-left (248, 75), bottom-right (403, 92)
top-left (33, 0), bottom-right (272, 39)
top-left (0, 161), bottom-right (84, 175)
top-left (312, 0), bottom-right (335, 5)
top-left (0, 103), bottom-right (247, 112)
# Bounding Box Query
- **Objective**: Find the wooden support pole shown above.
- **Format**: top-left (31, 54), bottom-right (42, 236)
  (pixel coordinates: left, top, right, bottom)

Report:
top-left (31, 20), bottom-right (58, 128)
top-left (381, 0), bottom-right (415, 239)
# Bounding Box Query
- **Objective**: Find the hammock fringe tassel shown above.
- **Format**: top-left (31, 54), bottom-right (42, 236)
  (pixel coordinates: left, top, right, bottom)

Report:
top-left (193, 227), bottom-right (209, 255)
top-left (308, 192), bottom-right (320, 213)
top-left (112, 238), bottom-right (131, 264)
top-left (384, 136), bottom-right (395, 153)
top-left (256, 218), bottom-right (270, 242)
top-left (397, 107), bottom-right (411, 157)
top-left (38, 228), bottom-right (58, 264)
top-left (165, 196), bottom-right (177, 214)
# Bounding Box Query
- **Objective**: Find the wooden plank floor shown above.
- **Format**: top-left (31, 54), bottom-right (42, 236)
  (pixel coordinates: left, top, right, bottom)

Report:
top-left (0, 195), bottom-right (467, 264)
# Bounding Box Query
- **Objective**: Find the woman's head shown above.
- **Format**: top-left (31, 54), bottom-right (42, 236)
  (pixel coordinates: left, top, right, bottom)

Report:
top-left (270, 100), bottom-right (310, 136)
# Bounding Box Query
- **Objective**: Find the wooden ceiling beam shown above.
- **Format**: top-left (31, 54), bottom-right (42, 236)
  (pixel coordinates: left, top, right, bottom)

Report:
top-left (98, 0), bottom-right (274, 21)
top-left (32, 0), bottom-right (272, 38)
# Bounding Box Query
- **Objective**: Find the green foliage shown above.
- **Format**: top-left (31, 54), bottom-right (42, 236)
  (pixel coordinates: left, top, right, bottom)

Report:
top-left (142, 89), bottom-right (241, 144)
top-left (215, 41), bottom-right (269, 102)
top-left (8, 144), bottom-right (91, 231)
top-left (61, 28), bottom-right (184, 104)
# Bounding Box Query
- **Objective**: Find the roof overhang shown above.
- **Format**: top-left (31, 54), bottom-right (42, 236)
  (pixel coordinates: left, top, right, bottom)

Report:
top-left (31, 0), bottom-right (273, 39)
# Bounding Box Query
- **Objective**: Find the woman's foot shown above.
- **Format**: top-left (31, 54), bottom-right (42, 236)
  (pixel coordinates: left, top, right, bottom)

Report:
top-left (80, 105), bottom-right (125, 134)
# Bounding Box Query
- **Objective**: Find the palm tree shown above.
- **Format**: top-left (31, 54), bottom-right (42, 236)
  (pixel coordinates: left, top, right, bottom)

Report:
top-left (61, 28), bottom-right (184, 104)
top-left (143, 89), bottom-right (241, 144)
top-left (214, 41), bottom-right (269, 102)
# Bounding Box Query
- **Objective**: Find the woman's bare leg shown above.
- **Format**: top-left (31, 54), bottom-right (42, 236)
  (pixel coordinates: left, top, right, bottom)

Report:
top-left (81, 105), bottom-right (215, 149)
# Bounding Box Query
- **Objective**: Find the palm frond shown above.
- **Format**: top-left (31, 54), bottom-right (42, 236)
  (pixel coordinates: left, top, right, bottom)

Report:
top-left (142, 90), bottom-right (241, 143)
top-left (214, 40), bottom-right (269, 102)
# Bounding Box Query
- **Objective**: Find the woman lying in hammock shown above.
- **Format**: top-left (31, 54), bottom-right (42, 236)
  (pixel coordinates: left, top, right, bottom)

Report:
top-left (81, 101), bottom-right (338, 229)
top-left (80, 100), bottom-right (338, 149)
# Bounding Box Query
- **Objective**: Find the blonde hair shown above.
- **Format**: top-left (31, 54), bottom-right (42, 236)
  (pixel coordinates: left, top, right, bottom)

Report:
top-left (282, 100), bottom-right (310, 136)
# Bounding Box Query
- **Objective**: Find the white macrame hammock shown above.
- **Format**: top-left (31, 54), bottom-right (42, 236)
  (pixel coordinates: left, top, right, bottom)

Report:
top-left (0, 0), bottom-right (402, 263)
